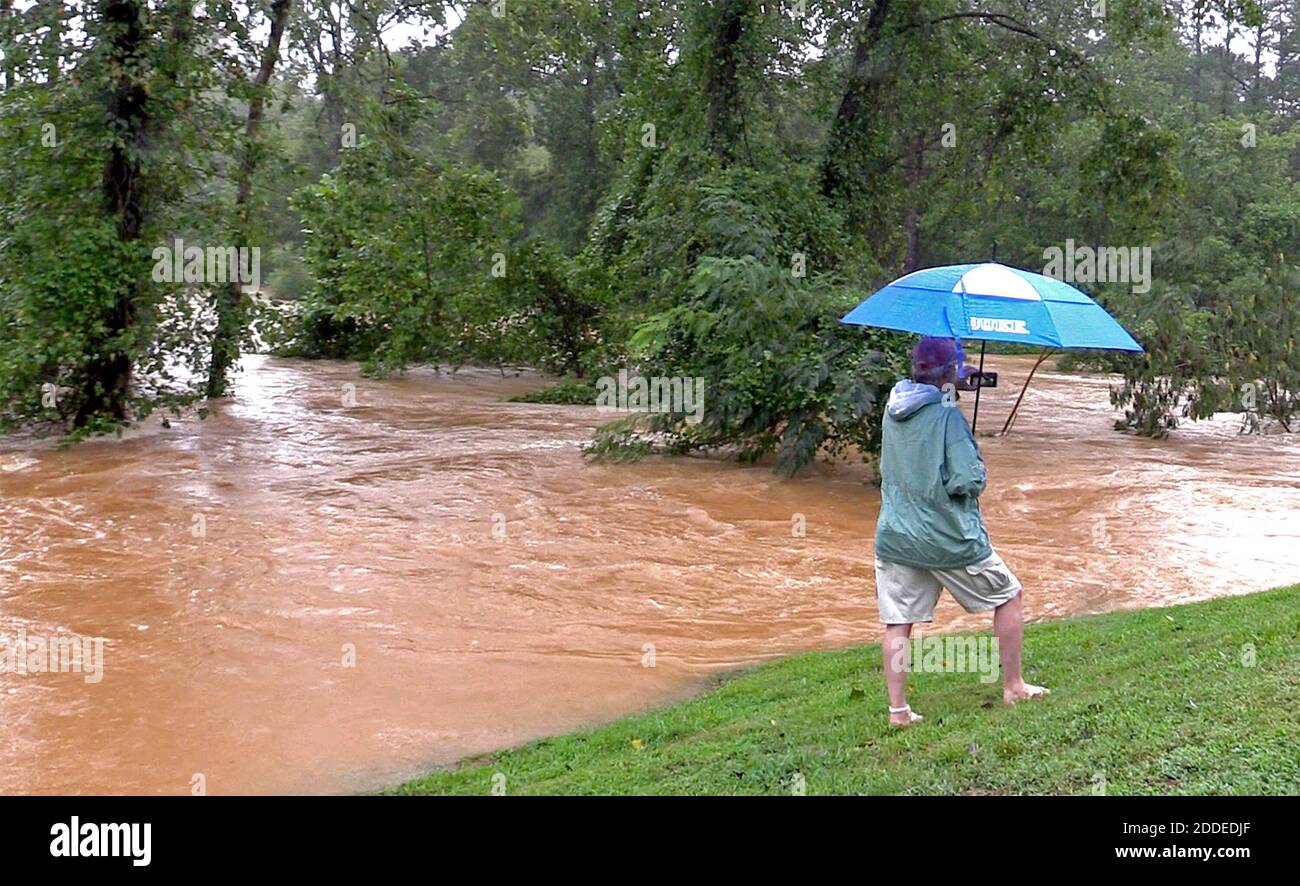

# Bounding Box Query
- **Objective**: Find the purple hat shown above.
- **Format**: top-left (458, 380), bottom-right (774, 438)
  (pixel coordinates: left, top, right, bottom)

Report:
top-left (911, 337), bottom-right (972, 379)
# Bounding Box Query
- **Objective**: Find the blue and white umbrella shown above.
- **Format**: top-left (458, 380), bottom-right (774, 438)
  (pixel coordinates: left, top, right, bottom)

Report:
top-left (841, 261), bottom-right (1143, 432)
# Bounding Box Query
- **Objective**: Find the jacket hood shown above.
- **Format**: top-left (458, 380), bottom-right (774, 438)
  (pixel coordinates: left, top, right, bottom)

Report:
top-left (886, 379), bottom-right (942, 421)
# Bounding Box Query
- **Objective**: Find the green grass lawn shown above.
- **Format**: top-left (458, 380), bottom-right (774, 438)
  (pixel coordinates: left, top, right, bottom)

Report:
top-left (390, 586), bottom-right (1300, 796)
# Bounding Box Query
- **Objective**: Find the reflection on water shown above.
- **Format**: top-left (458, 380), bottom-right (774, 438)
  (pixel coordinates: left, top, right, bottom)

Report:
top-left (1, 355), bottom-right (1298, 794)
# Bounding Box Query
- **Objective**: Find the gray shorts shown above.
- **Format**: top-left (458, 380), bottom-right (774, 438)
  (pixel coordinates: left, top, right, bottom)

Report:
top-left (874, 550), bottom-right (1022, 624)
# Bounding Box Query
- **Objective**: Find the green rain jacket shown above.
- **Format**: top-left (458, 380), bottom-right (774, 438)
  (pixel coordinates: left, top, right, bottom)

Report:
top-left (874, 380), bottom-right (993, 569)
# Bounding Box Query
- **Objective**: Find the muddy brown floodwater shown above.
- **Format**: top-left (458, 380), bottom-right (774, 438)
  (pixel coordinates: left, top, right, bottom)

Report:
top-left (2, 355), bottom-right (1299, 794)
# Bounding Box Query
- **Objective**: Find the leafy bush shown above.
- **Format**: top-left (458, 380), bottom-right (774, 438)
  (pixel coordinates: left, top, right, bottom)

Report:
top-left (508, 379), bottom-right (599, 405)
top-left (581, 154), bottom-right (908, 475)
top-left (290, 142), bottom-right (609, 376)
top-left (588, 253), bottom-right (907, 476)
top-left (264, 244), bottom-right (313, 302)
top-left (469, 239), bottom-right (609, 375)
top-left (290, 140), bottom-right (518, 373)
top-left (0, 91), bottom-right (211, 434)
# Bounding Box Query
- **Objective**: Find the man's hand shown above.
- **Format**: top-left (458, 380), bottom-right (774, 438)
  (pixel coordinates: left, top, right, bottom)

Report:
top-left (955, 365), bottom-right (981, 392)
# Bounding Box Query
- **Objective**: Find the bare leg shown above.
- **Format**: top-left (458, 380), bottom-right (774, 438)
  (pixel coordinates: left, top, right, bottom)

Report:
top-left (994, 591), bottom-right (1024, 700)
top-left (883, 623), bottom-right (915, 724)
top-left (995, 590), bottom-right (1049, 703)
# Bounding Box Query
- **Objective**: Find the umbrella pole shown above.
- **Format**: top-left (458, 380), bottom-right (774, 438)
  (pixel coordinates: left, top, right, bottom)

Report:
top-left (1000, 348), bottom-right (1055, 436)
top-left (971, 340), bottom-right (987, 433)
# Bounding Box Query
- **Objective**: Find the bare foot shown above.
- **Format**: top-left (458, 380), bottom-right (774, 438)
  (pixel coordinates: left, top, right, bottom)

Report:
top-left (1003, 683), bottom-right (1050, 705)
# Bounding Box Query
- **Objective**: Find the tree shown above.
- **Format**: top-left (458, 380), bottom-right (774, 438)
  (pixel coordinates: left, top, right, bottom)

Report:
top-left (0, 1), bottom-right (228, 433)
top-left (291, 137), bottom-right (520, 373)
top-left (207, 0), bottom-right (293, 399)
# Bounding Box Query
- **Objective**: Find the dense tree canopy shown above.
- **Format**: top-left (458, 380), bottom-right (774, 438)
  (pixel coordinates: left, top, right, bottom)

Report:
top-left (2, 1), bottom-right (1299, 468)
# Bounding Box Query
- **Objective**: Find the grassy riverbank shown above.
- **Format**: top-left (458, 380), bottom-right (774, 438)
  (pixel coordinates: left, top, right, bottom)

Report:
top-left (391, 586), bottom-right (1300, 795)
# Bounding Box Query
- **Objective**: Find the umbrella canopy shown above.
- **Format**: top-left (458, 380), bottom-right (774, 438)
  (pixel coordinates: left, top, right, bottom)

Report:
top-left (840, 261), bottom-right (1143, 352)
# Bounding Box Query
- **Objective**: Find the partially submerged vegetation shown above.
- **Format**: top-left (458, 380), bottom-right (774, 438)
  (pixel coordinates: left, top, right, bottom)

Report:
top-left (4, 3), bottom-right (1300, 461)
top-left (508, 380), bottom-right (599, 406)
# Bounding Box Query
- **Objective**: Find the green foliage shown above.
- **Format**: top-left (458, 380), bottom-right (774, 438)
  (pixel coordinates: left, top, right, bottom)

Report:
top-left (0, 1), bottom-right (261, 433)
top-left (0, 17), bottom-right (222, 432)
top-left (1224, 264), bottom-right (1300, 431)
top-left (6, 0), bottom-right (1300, 457)
top-left (290, 140), bottom-right (519, 373)
top-left (1079, 113), bottom-right (1182, 239)
top-left (508, 379), bottom-right (599, 405)
top-left (1111, 120), bottom-right (1300, 435)
top-left (584, 161), bottom-right (908, 476)
top-left (290, 140), bottom-right (609, 376)
top-left (479, 240), bottom-right (609, 376)
top-left (590, 151), bottom-right (863, 309)
top-left (0, 215), bottom-right (143, 428)
top-left (264, 244), bottom-right (313, 301)
top-left (590, 253), bottom-right (905, 476)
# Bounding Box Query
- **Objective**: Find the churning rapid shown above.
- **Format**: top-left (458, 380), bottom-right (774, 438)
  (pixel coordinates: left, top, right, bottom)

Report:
top-left (2, 355), bottom-right (1299, 794)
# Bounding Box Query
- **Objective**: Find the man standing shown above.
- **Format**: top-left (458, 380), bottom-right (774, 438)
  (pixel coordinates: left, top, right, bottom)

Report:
top-left (874, 337), bottom-right (1048, 726)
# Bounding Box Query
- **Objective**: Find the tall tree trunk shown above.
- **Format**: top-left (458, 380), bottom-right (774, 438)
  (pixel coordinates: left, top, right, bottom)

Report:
top-left (1, 0), bottom-right (15, 89)
top-left (316, 3), bottom-right (348, 166)
top-left (902, 131), bottom-right (924, 271)
top-left (46, 3), bottom-right (63, 82)
top-left (78, 0), bottom-right (151, 427)
top-left (582, 46), bottom-right (599, 214)
top-left (77, 1), bottom-right (195, 426)
top-left (821, 0), bottom-right (894, 225)
top-left (1192, 9), bottom-right (1203, 122)
top-left (1251, 18), bottom-right (1266, 111)
top-left (320, 77), bottom-right (346, 162)
top-left (699, 0), bottom-right (752, 165)
top-left (207, 0), bottom-right (292, 399)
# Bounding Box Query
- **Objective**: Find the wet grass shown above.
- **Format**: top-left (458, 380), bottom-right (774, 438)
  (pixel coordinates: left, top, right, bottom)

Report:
top-left (389, 586), bottom-right (1300, 795)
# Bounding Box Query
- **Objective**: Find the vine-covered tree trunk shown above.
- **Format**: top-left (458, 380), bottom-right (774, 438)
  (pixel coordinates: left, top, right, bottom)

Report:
top-left (207, 0), bottom-right (292, 399)
top-left (1, 0), bottom-right (15, 89)
top-left (320, 77), bottom-right (346, 162)
top-left (77, 0), bottom-right (151, 427)
top-left (581, 45), bottom-right (600, 218)
top-left (302, 0), bottom-right (350, 166)
top-left (703, 0), bottom-right (750, 163)
top-left (820, 0), bottom-right (895, 231)
top-left (902, 129), bottom-right (926, 270)
top-left (45, 3), bottom-right (64, 82)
